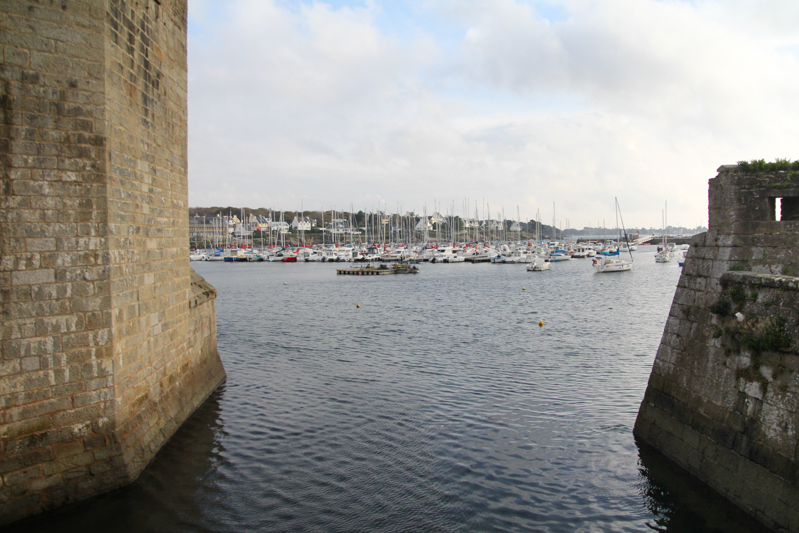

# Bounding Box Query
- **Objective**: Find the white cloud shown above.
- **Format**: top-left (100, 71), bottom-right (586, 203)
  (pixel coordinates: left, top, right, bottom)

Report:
top-left (187, 0), bottom-right (799, 229)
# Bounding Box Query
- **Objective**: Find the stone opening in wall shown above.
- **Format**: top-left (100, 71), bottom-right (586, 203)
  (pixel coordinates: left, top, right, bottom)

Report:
top-left (769, 196), bottom-right (799, 222)
top-left (771, 197), bottom-right (782, 221)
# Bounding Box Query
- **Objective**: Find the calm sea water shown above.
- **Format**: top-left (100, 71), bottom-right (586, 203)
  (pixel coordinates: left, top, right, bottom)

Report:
top-left (10, 249), bottom-right (771, 533)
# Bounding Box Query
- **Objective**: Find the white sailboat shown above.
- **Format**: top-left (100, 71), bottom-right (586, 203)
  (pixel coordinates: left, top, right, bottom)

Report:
top-left (189, 249), bottom-right (207, 261)
top-left (527, 210), bottom-right (551, 271)
top-left (594, 198), bottom-right (633, 273)
top-left (655, 201), bottom-right (674, 263)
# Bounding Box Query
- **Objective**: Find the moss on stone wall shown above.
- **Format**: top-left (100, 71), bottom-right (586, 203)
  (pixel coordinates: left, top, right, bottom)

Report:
top-left (710, 275), bottom-right (797, 396)
top-left (739, 316), bottom-right (792, 354)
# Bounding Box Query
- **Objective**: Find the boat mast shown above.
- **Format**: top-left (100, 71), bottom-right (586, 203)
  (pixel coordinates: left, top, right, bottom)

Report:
top-left (616, 197), bottom-right (633, 262)
top-left (487, 202), bottom-right (491, 244)
top-left (536, 208), bottom-right (541, 243)
top-left (553, 202), bottom-right (556, 242)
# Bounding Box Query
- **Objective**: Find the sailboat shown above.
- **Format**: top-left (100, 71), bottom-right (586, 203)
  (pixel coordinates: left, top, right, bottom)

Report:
top-left (594, 198), bottom-right (633, 273)
top-left (655, 201), bottom-right (674, 263)
top-left (527, 209), bottom-right (550, 271)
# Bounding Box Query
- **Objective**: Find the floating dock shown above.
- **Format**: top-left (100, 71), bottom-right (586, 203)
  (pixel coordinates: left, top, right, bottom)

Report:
top-left (337, 264), bottom-right (419, 275)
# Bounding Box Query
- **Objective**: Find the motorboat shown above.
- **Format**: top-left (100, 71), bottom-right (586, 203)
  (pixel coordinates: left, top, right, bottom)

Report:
top-left (548, 250), bottom-right (571, 262)
top-left (503, 248), bottom-right (530, 263)
top-left (304, 250), bottom-right (324, 262)
top-left (441, 253), bottom-right (465, 263)
top-left (527, 256), bottom-right (550, 271)
top-left (223, 249), bottom-right (249, 262)
top-left (430, 246), bottom-right (457, 263)
top-left (593, 255), bottom-right (632, 272)
top-left (571, 246), bottom-right (593, 259)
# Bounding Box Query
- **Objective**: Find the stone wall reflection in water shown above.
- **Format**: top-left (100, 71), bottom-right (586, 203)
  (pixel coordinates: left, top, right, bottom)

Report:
top-left (636, 440), bottom-right (771, 533)
top-left (6, 388), bottom-right (226, 533)
top-left (6, 255), bottom-right (772, 532)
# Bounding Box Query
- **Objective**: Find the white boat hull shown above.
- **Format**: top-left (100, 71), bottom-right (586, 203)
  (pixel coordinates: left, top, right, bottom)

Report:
top-left (527, 263), bottom-right (550, 271)
top-left (527, 257), bottom-right (550, 271)
top-left (594, 257), bottom-right (632, 273)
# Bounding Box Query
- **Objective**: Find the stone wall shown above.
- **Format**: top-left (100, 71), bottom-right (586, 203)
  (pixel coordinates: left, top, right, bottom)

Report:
top-left (635, 166), bottom-right (799, 531)
top-left (0, 0), bottom-right (225, 524)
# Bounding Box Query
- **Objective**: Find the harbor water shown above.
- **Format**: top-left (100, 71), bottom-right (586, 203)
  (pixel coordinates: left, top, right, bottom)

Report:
top-left (10, 249), bottom-right (771, 532)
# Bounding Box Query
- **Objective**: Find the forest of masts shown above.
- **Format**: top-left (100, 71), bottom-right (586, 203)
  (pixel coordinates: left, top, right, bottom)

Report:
top-left (188, 201), bottom-right (634, 248)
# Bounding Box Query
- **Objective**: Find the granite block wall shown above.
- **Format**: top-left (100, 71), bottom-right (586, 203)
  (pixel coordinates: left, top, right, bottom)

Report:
top-left (635, 166), bottom-right (799, 531)
top-left (0, 0), bottom-right (224, 523)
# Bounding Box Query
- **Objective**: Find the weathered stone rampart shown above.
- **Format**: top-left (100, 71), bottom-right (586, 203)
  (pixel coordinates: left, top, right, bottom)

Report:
top-left (635, 166), bottom-right (799, 531)
top-left (0, 0), bottom-right (225, 523)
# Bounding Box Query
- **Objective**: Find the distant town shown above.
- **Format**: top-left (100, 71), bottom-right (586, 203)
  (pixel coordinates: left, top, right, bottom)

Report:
top-left (188, 206), bottom-right (706, 247)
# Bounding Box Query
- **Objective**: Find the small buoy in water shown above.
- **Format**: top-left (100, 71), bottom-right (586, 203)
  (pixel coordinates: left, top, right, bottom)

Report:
top-left (356, 304), bottom-right (360, 308)
top-left (522, 287), bottom-right (526, 291)
top-left (539, 321), bottom-right (544, 327)
top-left (283, 282), bottom-right (287, 285)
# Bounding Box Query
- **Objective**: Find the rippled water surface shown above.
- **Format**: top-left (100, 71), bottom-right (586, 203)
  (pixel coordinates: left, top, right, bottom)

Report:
top-left (12, 250), bottom-right (772, 532)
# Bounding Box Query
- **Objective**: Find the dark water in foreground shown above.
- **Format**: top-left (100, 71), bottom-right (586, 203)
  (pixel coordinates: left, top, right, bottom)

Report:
top-left (9, 250), bottom-right (771, 532)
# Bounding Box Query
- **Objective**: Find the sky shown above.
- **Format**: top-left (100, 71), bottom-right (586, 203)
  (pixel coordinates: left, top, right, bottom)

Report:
top-left (186, 0), bottom-right (799, 229)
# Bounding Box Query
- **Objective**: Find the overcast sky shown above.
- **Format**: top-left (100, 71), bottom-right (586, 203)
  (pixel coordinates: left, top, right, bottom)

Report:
top-left (186, 0), bottom-right (799, 229)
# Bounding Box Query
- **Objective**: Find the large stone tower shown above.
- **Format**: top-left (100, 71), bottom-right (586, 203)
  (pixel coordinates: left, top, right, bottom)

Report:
top-left (0, 0), bottom-right (225, 523)
top-left (635, 165), bottom-right (799, 531)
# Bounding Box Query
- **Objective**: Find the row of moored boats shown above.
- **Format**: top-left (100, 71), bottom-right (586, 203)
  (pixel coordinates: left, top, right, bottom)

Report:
top-left (190, 240), bottom-right (688, 273)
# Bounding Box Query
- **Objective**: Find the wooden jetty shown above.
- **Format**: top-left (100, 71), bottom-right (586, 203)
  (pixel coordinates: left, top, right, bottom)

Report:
top-left (337, 264), bottom-right (419, 276)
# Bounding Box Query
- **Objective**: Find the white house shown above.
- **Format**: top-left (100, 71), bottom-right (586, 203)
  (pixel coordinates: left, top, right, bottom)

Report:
top-left (325, 218), bottom-right (361, 235)
top-left (415, 218), bottom-right (433, 231)
top-left (271, 221), bottom-right (290, 235)
top-left (233, 223), bottom-right (253, 238)
top-left (291, 216), bottom-right (313, 231)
